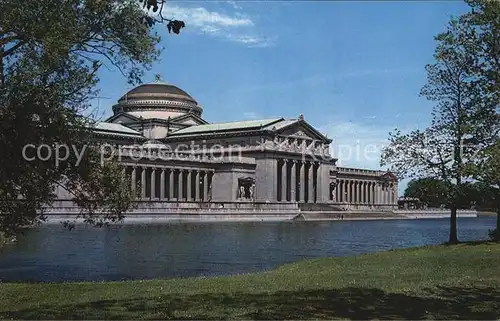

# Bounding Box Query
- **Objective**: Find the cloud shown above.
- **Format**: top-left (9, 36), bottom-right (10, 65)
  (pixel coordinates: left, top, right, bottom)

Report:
top-left (227, 0), bottom-right (243, 10)
top-left (242, 111), bottom-right (262, 119)
top-left (163, 6), bottom-right (252, 27)
top-left (229, 69), bottom-right (419, 94)
top-left (319, 121), bottom-right (391, 170)
top-left (318, 120), bottom-right (410, 195)
top-left (162, 5), bottom-right (272, 47)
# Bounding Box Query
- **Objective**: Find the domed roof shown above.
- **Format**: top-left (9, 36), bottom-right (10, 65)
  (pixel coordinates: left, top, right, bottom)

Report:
top-left (118, 82), bottom-right (197, 105)
top-left (112, 82), bottom-right (203, 120)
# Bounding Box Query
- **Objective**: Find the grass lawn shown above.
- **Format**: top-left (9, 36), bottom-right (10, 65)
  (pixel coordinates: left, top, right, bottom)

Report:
top-left (478, 211), bottom-right (498, 217)
top-left (0, 242), bottom-right (499, 320)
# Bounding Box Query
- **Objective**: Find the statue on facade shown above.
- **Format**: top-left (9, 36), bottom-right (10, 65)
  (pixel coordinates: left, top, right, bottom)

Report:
top-left (323, 144), bottom-right (330, 156)
top-left (330, 182), bottom-right (337, 202)
top-left (273, 136), bottom-right (280, 148)
top-left (239, 185), bottom-right (245, 199)
top-left (282, 138), bottom-right (290, 149)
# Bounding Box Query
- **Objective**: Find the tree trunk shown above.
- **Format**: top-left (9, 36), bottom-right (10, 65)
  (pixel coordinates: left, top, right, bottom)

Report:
top-left (448, 204), bottom-right (459, 244)
top-left (0, 46), bottom-right (4, 89)
top-left (496, 207), bottom-right (500, 241)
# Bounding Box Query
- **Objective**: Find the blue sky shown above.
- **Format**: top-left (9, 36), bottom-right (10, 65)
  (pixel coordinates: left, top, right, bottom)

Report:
top-left (95, 0), bottom-right (470, 194)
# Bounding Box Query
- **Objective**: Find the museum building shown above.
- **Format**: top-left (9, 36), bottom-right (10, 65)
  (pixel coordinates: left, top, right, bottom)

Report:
top-left (59, 82), bottom-right (398, 211)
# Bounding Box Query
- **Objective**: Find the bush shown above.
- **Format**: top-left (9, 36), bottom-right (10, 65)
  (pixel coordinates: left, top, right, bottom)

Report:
top-left (489, 229), bottom-right (500, 242)
top-left (0, 232), bottom-right (17, 246)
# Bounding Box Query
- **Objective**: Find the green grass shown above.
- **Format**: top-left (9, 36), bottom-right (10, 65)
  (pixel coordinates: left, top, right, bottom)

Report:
top-left (1, 242), bottom-right (500, 320)
top-left (478, 211), bottom-right (498, 217)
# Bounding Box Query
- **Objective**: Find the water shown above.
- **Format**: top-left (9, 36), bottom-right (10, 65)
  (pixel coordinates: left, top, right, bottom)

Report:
top-left (0, 217), bottom-right (495, 283)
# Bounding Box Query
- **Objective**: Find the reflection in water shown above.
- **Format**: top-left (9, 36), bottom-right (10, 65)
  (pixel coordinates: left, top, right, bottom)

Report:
top-left (0, 217), bottom-right (495, 282)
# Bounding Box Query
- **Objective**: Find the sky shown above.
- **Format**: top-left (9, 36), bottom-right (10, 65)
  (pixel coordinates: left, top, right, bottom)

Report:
top-left (94, 0), bottom-right (470, 195)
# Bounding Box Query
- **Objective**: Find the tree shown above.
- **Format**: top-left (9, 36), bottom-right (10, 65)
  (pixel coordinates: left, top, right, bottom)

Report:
top-left (469, 142), bottom-right (500, 240)
top-left (404, 178), bottom-right (448, 208)
top-left (404, 177), bottom-right (494, 210)
top-left (462, 0), bottom-right (500, 95)
top-left (460, 0), bottom-right (500, 241)
top-left (0, 0), bottom-right (182, 236)
top-left (138, 0), bottom-right (185, 33)
top-left (381, 17), bottom-right (498, 244)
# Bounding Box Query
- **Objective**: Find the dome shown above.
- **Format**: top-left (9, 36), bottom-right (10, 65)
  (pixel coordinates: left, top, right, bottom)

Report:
top-left (112, 82), bottom-right (203, 119)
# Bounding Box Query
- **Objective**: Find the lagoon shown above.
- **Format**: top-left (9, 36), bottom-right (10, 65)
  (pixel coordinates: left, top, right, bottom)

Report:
top-left (0, 217), bottom-right (495, 283)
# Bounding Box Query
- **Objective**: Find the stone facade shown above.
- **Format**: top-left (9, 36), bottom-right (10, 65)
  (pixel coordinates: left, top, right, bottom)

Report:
top-left (57, 82), bottom-right (398, 210)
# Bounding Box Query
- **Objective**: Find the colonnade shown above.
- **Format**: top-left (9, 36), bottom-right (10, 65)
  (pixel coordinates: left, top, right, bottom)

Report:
top-left (333, 179), bottom-right (397, 205)
top-left (277, 159), bottom-right (319, 203)
top-left (124, 166), bottom-right (213, 201)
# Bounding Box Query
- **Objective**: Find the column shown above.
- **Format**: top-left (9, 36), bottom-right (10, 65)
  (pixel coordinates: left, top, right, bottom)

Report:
top-left (370, 182), bottom-right (375, 204)
top-left (346, 180), bottom-right (350, 203)
top-left (344, 180), bottom-right (347, 203)
top-left (308, 161), bottom-right (314, 203)
top-left (358, 181), bottom-right (363, 204)
top-left (169, 169), bottom-right (174, 200)
top-left (160, 169), bottom-right (165, 200)
top-left (342, 180), bottom-right (345, 203)
top-left (338, 180), bottom-right (343, 202)
top-left (351, 181), bottom-right (355, 203)
top-left (368, 182), bottom-right (371, 204)
top-left (372, 182), bottom-right (376, 204)
top-left (368, 182), bottom-right (372, 204)
top-left (353, 181), bottom-right (357, 203)
top-left (187, 170), bottom-right (192, 201)
top-left (336, 180), bottom-right (340, 202)
top-left (195, 170), bottom-right (201, 201)
top-left (178, 169), bottom-right (184, 201)
top-left (131, 167), bottom-right (136, 194)
top-left (150, 168), bottom-right (156, 199)
top-left (343, 180), bottom-right (347, 203)
top-left (299, 161), bottom-right (305, 202)
top-left (141, 167), bottom-right (146, 199)
top-left (336, 181), bottom-right (340, 202)
top-left (364, 182), bottom-right (368, 204)
top-left (352, 181), bottom-right (356, 203)
top-left (319, 164), bottom-right (331, 203)
top-left (203, 171), bottom-right (208, 201)
top-left (290, 160), bottom-right (296, 202)
top-left (359, 181), bottom-right (363, 203)
top-left (281, 160), bottom-right (287, 202)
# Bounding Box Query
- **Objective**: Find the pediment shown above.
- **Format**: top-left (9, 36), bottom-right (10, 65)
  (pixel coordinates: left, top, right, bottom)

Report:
top-left (170, 113), bottom-right (208, 126)
top-left (105, 112), bottom-right (140, 124)
top-left (277, 121), bottom-right (329, 142)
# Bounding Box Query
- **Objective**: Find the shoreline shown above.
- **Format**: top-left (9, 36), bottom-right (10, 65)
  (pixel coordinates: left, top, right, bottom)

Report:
top-left (39, 211), bottom-right (480, 225)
